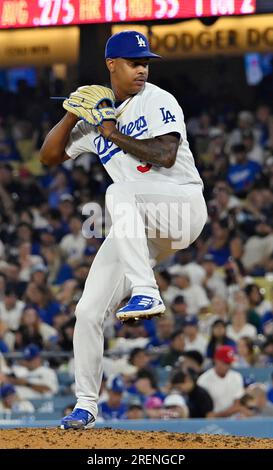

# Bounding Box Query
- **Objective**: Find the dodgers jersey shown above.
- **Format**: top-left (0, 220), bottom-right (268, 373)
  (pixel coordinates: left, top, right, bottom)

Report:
top-left (66, 82), bottom-right (202, 186)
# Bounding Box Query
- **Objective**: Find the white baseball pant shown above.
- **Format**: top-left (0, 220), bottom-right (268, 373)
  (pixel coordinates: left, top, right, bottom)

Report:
top-left (73, 181), bottom-right (207, 417)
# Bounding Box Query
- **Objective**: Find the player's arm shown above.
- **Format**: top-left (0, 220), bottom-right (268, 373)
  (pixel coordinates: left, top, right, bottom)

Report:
top-left (39, 113), bottom-right (78, 167)
top-left (99, 123), bottom-right (180, 168)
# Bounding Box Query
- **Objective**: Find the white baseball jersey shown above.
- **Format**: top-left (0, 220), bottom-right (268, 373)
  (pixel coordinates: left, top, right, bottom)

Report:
top-left (66, 82), bottom-right (202, 186)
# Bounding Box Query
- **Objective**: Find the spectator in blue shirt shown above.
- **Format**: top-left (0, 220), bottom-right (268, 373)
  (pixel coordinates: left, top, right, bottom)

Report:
top-left (99, 375), bottom-right (127, 420)
top-left (227, 144), bottom-right (261, 196)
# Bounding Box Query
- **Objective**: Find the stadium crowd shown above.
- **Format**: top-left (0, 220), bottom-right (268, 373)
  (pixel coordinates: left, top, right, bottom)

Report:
top-left (0, 77), bottom-right (273, 421)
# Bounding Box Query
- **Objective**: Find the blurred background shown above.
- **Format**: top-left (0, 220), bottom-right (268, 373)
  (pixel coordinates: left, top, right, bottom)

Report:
top-left (0, 0), bottom-right (273, 437)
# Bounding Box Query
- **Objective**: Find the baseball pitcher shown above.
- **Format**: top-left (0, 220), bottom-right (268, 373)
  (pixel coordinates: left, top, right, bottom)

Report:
top-left (40, 31), bottom-right (207, 429)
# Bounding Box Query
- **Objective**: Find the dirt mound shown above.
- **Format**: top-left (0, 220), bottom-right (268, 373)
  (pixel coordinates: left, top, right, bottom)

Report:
top-left (0, 428), bottom-right (272, 449)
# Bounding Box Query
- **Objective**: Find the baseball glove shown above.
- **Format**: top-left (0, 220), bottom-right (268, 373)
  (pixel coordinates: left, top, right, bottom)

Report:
top-left (63, 85), bottom-right (116, 126)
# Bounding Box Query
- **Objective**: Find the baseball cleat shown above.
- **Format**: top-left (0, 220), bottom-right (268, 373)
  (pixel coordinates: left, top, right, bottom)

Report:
top-left (116, 295), bottom-right (165, 322)
top-left (60, 408), bottom-right (95, 430)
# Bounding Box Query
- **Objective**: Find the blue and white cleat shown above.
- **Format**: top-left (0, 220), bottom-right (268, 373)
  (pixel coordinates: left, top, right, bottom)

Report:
top-left (61, 408), bottom-right (95, 430)
top-left (116, 295), bottom-right (165, 322)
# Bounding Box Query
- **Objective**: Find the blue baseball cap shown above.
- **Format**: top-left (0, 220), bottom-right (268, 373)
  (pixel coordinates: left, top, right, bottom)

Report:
top-left (105, 31), bottom-right (161, 59)
top-left (106, 375), bottom-right (125, 393)
top-left (23, 344), bottom-right (41, 360)
top-left (0, 384), bottom-right (16, 399)
top-left (183, 316), bottom-right (198, 327)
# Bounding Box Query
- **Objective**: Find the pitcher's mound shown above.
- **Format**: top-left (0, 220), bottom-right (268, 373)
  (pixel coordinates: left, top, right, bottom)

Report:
top-left (0, 428), bottom-right (272, 449)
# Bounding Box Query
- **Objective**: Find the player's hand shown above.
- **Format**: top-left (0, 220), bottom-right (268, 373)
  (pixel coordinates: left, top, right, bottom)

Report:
top-left (98, 120), bottom-right (117, 140)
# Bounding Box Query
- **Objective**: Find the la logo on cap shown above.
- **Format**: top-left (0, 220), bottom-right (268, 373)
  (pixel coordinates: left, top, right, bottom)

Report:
top-left (136, 34), bottom-right (146, 47)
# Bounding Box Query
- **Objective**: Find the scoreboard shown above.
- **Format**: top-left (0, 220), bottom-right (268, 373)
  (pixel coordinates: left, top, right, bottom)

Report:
top-left (0, 0), bottom-right (257, 29)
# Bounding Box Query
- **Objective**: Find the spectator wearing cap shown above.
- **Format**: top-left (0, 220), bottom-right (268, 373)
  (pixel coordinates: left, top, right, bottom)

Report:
top-left (0, 287), bottom-right (25, 331)
top-left (99, 375), bottom-right (127, 420)
top-left (183, 316), bottom-right (207, 356)
top-left (160, 329), bottom-right (185, 367)
top-left (39, 226), bottom-right (57, 250)
top-left (170, 370), bottom-right (213, 418)
top-left (0, 383), bottom-right (34, 413)
top-left (241, 129), bottom-right (264, 165)
top-left (60, 193), bottom-right (74, 204)
top-left (206, 320), bottom-right (236, 360)
top-left (6, 343), bottom-right (58, 400)
top-left (162, 393), bottom-right (189, 419)
top-left (197, 346), bottom-right (244, 417)
top-left (60, 215), bottom-right (86, 265)
top-left (145, 396), bottom-right (164, 419)
top-left (30, 264), bottom-right (48, 288)
top-left (227, 143), bottom-right (262, 196)
top-left (83, 246), bottom-right (98, 265)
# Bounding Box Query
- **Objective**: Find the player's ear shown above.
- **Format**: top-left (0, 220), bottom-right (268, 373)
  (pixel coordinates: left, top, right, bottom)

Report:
top-left (106, 59), bottom-right (115, 73)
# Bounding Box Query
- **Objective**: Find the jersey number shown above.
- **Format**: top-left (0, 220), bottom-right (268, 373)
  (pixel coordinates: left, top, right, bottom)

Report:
top-left (137, 163), bottom-right (152, 173)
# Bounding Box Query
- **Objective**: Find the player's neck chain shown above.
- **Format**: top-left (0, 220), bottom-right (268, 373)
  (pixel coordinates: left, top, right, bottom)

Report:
top-left (115, 96), bottom-right (134, 119)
